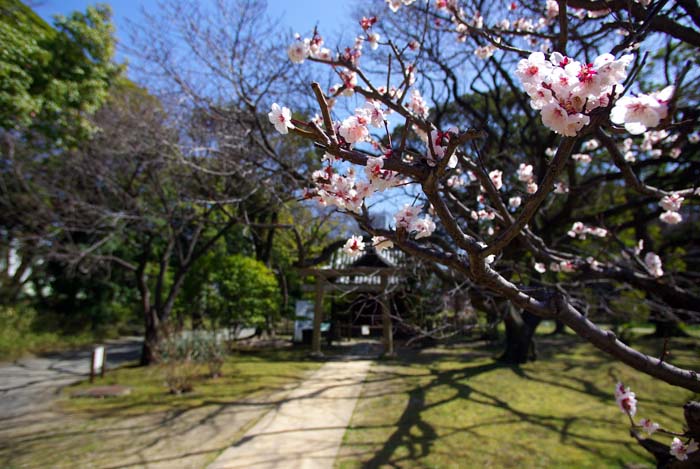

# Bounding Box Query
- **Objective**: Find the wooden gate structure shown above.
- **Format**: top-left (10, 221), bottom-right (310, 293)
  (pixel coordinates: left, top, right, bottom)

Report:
top-left (298, 249), bottom-right (404, 356)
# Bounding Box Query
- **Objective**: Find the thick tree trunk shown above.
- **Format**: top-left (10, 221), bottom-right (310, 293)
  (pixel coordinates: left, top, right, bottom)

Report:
top-left (500, 306), bottom-right (541, 364)
top-left (140, 308), bottom-right (160, 366)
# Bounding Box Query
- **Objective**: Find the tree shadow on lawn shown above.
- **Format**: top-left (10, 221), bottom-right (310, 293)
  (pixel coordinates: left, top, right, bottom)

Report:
top-left (0, 346), bottom-right (377, 467)
top-left (352, 341), bottom-right (661, 468)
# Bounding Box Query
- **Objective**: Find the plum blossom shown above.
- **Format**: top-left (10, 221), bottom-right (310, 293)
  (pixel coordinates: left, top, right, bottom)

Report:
top-left (408, 89), bottom-right (429, 119)
top-left (268, 103), bottom-right (295, 134)
top-left (427, 128), bottom-right (458, 168)
top-left (534, 262), bottom-right (546, 273)
top-left (545, 0), bottom-right (559, 19)
top-left (554, 182), bottom-right (569, 194)
top-left (339, 69), bottom-right (358, 95)
top-left (489, 170), bottom-right (503, 190)
top-left (517, 163), bottom-right (533, 182)
top-left (583, 139), bottom-right (600, 151)
top-left (364, 156), bottom-right (385, 180)
top-left (517, 52), bottom-right (632, 136)
top-left (365, 156), bottom-right (400, 192)
top-left (508, 196), bottom-right (522, 209)
top-left (541, 103), bottom-right (590, 137)
top-left (359, 100), bottom-right (387, 128)
top-left (308, 166), bottom-right (375, 214)
top-left (659, 211), bottom-right (682, 225)
top-left (343, 235), bottom-right (365, 257)
top-left (372, 236), bottom-right (393, 252)
top-left (644, 252), bottom-right (663, 277)
top-left (339, 115), bottom-right (369, 144)
top-left (359, 16), bottom-right (377, 30)
top-left (386, 0), bottom-right (412, 13)
top-left (474, 45), bottom-right (496, 60)
top-left (638, 418), bottom-right (659, 436)
top-left (368, 32), bottom-right (381, 50)
top-left (567, 222), bottom-right (607, 239)
top-left (610, 86), bottom-right (674, 135)
top-left (659, 193), bottom-right (684, 212)
top-left (670, 438), bottom-right (698, 461)
top-left (288, 37), bottom-right (310, 64)
top-left (394, 204), bottom-right (423, 229)
top-left (572, 153), bottom-right (592, 164)
top-left (515, 52), bottom-right (552, 86)
top-left (314, 47), bottom-right (333, 61)
top-left (559, 260), bottom-right (576, 272)
top-left (410, 214), bottom-right (436, 239)
top-left (615, 382), bottom-right (637, 417)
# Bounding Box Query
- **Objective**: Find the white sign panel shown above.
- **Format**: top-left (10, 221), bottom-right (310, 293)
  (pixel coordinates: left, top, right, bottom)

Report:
top-left (293, 301), bottom-right (314, 342)
top-left (93, 346), bottom-right (105, 373)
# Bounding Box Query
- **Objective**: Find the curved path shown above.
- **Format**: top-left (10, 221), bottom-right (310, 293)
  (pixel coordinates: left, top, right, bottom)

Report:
top-left (208, 347), bottom-right (377, 469)
top-left (0, 338), bottom-right (142, 420)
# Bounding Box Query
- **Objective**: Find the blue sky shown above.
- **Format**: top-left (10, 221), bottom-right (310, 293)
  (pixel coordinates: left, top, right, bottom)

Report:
top-left (35, 0), bottom-right (358, 63)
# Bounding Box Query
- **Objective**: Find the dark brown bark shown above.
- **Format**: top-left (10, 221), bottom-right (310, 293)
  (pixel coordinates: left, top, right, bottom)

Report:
top-left (500, 307), bottom-right (541, 364)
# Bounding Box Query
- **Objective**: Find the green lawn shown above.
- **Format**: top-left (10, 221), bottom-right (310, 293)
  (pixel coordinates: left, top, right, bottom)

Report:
top-left (1, 348), bottom-right (322, 469)
top-left (61, 348), bottom-right (322, 415)
top-left (336, 333), bottom-right (699, 469)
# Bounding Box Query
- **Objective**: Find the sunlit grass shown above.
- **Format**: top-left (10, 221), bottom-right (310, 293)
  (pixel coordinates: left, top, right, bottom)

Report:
top-left (336, 334), bottom-right (699, 469)
top-left (1, 348), bottom-right (322, 469)
top-left (61, 348), bottom-right (322, 415)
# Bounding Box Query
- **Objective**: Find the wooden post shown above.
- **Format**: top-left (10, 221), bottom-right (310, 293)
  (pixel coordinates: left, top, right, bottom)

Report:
top-left (312, 275), bottom-right (324, 357)
top-left (380, 274), bottom-right (394, 356)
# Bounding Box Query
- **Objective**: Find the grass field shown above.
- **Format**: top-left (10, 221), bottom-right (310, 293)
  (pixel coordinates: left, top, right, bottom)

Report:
top-left (1, 348), bottom-right (323, 469)
top-left (336, 331), bottom-right (699, 469)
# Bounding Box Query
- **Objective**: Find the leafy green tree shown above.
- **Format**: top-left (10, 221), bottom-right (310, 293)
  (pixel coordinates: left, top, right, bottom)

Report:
top-left (0, 0), bottom-right (120, 147)
top-left (207, 255), bottom-right (280, 334)
top-left (0, 0), bottom-right (119, 306)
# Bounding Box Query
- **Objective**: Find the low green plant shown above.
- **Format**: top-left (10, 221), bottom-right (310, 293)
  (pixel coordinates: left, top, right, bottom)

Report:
top-left (0, 305), bottom-right (96, 360)
top-left (190, 331), bottom-right (226, 378)
top-left (154, 330), bottom-right (227, 393)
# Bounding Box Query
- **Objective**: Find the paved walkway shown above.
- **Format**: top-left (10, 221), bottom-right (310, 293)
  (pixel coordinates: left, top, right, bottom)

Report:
top-left (0, 337), bottom-right (142, 420)
top-left (208, 358), bottom-right (372, 469)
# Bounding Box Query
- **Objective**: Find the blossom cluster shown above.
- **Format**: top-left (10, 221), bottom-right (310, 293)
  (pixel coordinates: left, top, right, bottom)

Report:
top-left (620, 129), bottom-right (682, 162)
top-left (343, 235), bottom-right (397, 257)
top-left (516, 51), bottom-right (632, 136)
top-left (516, 163), bottom-right (538, 194)
top-left (658, 193), bottom-right (683, 225)
top-left (567, 222), bottom-right (607, 240)
top-left (305, 154), bottom-right (402, 214)
top-left (338, 100), bottom-right (389, 146)
top-left (610, 86), bottom-right (674, 135)
top-left (614, 383), bottom-right (698, 461)
top-left (287, 32), bottom-right (333, 64)
top-left (394, 204), bottom-right (436, 239)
